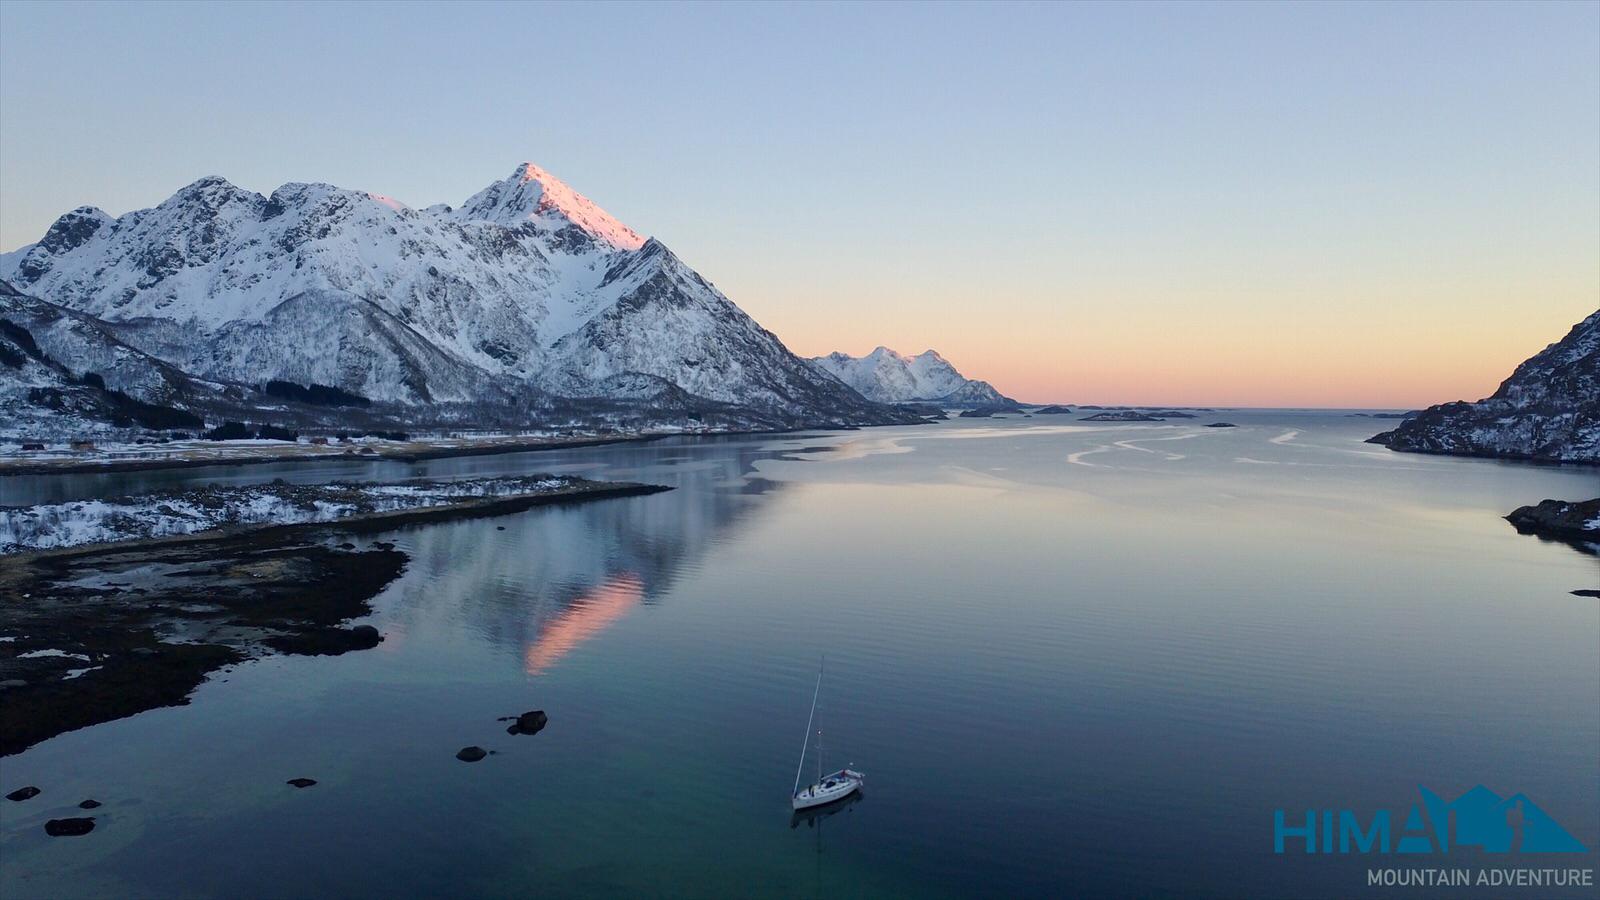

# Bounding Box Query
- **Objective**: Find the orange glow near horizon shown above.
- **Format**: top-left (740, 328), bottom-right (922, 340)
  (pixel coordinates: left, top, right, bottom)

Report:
top-left (523, 572), bottom-right (644, 675)
top-left (766, 291), bottom-right (1596, 409)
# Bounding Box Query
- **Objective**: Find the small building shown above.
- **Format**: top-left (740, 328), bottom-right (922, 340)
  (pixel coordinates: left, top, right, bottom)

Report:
top-left (70, 439), bottom-right (96, 451)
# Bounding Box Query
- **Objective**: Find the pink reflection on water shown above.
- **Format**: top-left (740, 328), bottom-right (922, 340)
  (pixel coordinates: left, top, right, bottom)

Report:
top-left (523, 572), bottom-right (644, 675)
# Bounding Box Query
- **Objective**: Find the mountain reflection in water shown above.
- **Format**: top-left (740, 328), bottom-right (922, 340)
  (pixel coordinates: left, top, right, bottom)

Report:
top-left (524, 572), bottom-right (645, 674)
top-left (372, 435), bottom-right (817, 672)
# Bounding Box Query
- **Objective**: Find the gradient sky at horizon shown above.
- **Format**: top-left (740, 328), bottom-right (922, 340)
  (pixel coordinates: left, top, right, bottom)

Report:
top-left (2, 1), bottom-right (1596, 407)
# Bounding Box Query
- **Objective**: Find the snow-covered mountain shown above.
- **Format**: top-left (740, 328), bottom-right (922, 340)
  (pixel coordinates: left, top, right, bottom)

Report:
top-left (809, 347), bottom-right (1019, 408)
top-left (1369, 310), bottom-right (1599, 463)
top-left (0, 163), bottom-right (912, 430)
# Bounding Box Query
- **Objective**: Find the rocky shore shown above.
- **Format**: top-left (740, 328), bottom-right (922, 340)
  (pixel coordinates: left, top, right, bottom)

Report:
top-left (0, 432), bottom-right (661, 477)
top-left (0, 475), bottom-right (669, 754)
top-left (1369, 311), bottom-right (1597, 464)
top-left (1505, 497), bottom-right (1600, 555)
top-left (1, 475), bottom-right (666, 553)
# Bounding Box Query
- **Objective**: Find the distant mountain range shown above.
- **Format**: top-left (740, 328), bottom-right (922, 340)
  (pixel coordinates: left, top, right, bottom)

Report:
top-left (1369, 310), bottom-right (1598, 464)
top-left (1, 163), bottom-right (922, 438)
top-left (808, 347), bottom-right (1019, 408)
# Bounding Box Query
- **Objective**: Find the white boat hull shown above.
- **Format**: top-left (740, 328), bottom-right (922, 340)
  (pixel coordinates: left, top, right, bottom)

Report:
top-left (792, 769), bottom-right (864, 810)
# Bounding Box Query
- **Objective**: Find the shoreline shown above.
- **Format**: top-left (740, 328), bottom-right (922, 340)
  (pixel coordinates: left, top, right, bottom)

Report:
top-left (0, 477), bottom-right (672, 756)
top-left (0, 432), bottom-right (671, 478)
top-left (1367, 441), bottom-right (1599, 468)
top-left (2, 478), bottom-right (672, 561)
top-left (0, 421), bottom-right (885, 478)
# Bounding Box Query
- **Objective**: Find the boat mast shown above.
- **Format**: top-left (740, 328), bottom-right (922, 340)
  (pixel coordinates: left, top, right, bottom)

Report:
top-left (793, 657), bottom-right (823, 796)
top-left (816, 656), bottom-right (824, 783)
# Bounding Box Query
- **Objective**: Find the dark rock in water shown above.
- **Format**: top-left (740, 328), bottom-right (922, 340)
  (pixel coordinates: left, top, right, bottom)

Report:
top-left (1505, 498), bottom-right (1600, 555)
top-left (957, 408), bottom-right (996, 418)
top-left (1080, 411), bottom-right (1163, 422)
top-left (286, 778), bottom-right (317, 788)
top-left (1572, 589), bottom-right (1600, 598)
top-left (496, 526), bottom-right (506, 531)
top-left (1033, 405), bottom-right (1074, 414)
top-left (456, 746), bottom-right (488, 762)
top-left (265, 625), bottom-right (382, 656)
top-left (6, 786), bottom-right (41, 802)
top-left (507, 710), bottom-right (548, 736)
top-left (1206, 422), bottom-right (1237, 428)
top-left (45, 817), bottom-right (95, 836)
top-left (78, 799), bottom-right (102, 809)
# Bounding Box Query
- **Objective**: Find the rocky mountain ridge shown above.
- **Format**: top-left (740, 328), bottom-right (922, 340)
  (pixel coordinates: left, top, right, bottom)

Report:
top-left (1369, 310), bottom-right (1598, 463)
top-left (808, 346), bottom-right (1019, 408)
top-left (1, 163), bottom-right (918, 435)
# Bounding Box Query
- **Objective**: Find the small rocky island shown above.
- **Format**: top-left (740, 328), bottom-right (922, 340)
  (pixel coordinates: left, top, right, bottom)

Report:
top-left (1369, 310), bottom-right (1597, 463)
top-left (1033, 405), bottom-right (1074, 415)
top-left (1505, 498), bottom-right (1600, 555)
top-left (1080, 411), bottom-right (1162, 422)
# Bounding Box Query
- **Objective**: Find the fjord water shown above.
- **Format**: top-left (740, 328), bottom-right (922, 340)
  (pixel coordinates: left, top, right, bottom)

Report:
top-left (1, 412), bottom-right (1596, 898)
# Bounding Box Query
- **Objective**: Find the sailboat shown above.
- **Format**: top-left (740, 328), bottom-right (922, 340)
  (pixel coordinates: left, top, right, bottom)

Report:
top-left (791, 658), bottom-right (865, 810)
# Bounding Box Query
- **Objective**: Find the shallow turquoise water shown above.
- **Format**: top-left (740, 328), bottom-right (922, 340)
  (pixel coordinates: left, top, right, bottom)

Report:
top-left (1, 412), bottom-right (1596, 898)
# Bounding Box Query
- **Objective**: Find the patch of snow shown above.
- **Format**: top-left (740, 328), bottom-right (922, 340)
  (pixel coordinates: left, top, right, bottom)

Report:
top-left (17, 648), bottom-right (90, 660)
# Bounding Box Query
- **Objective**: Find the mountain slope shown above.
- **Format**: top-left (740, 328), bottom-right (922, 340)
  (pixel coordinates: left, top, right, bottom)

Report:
top-left (1369, 310), bottom-right (1599, 463)
top-left (0, 280), bottom-right (216, 437)
top-left (1, 163), bottom-right (912, 429)
top-left (809, 347), bottom-right (1019, 408)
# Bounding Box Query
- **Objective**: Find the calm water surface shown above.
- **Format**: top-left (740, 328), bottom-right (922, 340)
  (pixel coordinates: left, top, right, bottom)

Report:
top-left (1, 412), bottom-right (1596, 898)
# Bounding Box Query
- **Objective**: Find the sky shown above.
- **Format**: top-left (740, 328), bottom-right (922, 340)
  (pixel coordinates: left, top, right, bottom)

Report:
top-left (1, 1), bottom-right (1595, 407)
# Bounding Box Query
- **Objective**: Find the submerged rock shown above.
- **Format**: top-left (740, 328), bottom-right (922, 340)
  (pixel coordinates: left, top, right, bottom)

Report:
top-left (6, 785), bottom-right (41, 801)
top-left (265, 625), bottom-right (382, 656)
top-left (45, 817), bottom-right (95, 836)
top-left (78, 799), bottom-right (102, 809)
top-left (286, 778), bottom-right (317, 788)
top-left (456, 746), bottom-right (488, 762)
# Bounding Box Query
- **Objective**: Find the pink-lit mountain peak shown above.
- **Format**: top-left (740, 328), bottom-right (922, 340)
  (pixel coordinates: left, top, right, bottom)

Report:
top-left (456, 161), bottom-right (646, 251)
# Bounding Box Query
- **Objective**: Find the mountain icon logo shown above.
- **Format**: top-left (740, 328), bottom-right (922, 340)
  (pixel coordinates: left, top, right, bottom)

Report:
top-left (1415, 785), bottom-right (1587, 853)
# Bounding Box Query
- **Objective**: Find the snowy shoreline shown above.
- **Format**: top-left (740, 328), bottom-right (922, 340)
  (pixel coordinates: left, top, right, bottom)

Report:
top-left (1, 475), bottom-right (669, 555)
top-left (0, 430), bottom-right (675, 477)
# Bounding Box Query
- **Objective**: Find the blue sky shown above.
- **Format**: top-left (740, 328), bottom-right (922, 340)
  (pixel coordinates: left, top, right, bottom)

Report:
top-left (1, 1), bottom-right (1595, 404)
